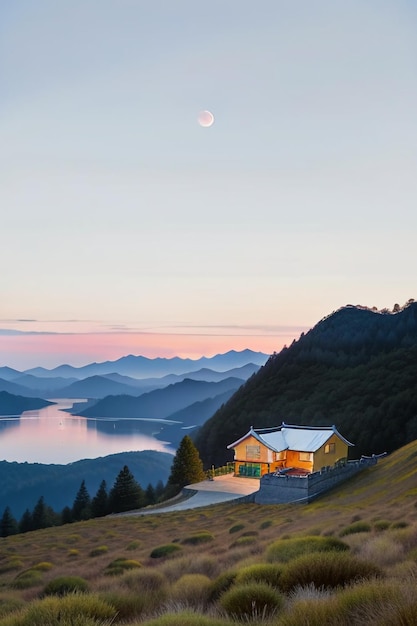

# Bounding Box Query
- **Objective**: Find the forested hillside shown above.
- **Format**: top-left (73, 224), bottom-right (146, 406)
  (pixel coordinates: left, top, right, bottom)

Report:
top-left (195, 300), bottom-right (417, 467)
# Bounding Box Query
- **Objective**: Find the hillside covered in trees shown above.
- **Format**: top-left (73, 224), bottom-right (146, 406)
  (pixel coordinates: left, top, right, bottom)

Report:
top-left (195, 300), bottom-right (417, 467)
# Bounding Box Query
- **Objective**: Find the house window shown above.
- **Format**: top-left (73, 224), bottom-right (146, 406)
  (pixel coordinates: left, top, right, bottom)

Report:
top-left (324, 443), bottom-right (336, 454)
top-left (246, 445), bottom-right (261, 460)
top-left (299, 452), bottom-right (312, 462)
top-left (275, 451), bottom-right (285, 461)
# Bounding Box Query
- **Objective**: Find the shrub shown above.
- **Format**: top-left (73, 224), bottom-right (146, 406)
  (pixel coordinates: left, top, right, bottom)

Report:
top-left (105, 558), bottom-right (141, 576)
top-left (208, 570), bottom-right (237, 602)
top-left (0, 595), bottom-right (25, 618)
top-left (359, 535), bottom-right (404, 567)
top-left (391, 521), bottom-right (408, 529)
top-left (266, 536), bottom-right (349, 563)
top-left (373, 520), bottom-right (390, 531)
top-left (126, 540), bottom-right (142, 551)
top-left (89, 545), bottom-right (108, 557)
top-left (339, 522), bottom-right (372, 537)
top-left (150, 544), bottom-right (182, 559)
top-left (139, 611), bottom-right (232, 626)
top-left (67, 549), bottom-right (79, 557)
top-left (260, 519), bottom-right (273, 529)
top-left (98, 590), bottom-right (147, 621)
top-left (43, 575), bottom-right (89, 596)
top-left (170, 574), bottom-right (212, 606)
top-left (10, 569), bottom-right (43, 590)
top-left (0, 593), bottom-right (116, 625)
top-left (30, 562), bottom-right (54, 572)
top-left (278, 596), bottom-right (341, 626)
top-left (181, 532), bottom-right (214, 545)
top-left (0, 559), bottom-right (23, 574)
top-left (279, 552), bottom-right (383, 592)
top-left (229, 523), bottom-right (245, 534)
top-left (230, 535), bottom-right (257, 548)
top-left (219, 581), bottom-right (284, 619)
top-left (236, 563), bottom-right (283, 587)
top-left (122, 568), bottom-right (168, 594)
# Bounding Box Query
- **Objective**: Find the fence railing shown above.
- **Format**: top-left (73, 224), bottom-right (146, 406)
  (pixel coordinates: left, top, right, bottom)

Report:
top-left (206, 463), bottom-right (234, 479)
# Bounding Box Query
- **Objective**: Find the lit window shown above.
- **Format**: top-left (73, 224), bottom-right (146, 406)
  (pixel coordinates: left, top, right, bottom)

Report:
top-left (299, 452), bottom-right (312, 462)
top-left (324, 443), bottom-right (336, 454)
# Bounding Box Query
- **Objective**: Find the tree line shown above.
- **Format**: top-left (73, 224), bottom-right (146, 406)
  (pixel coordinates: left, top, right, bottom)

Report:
top-left (0, 435), bottom-right (206, 538)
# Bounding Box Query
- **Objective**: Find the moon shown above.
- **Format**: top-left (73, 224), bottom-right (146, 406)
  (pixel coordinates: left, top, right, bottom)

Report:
top-left (198, 110), bottom-right (215, 128)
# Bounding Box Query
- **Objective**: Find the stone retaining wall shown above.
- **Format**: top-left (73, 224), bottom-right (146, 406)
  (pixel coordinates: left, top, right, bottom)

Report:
top-left (253, 457), bottom-right (380, 505)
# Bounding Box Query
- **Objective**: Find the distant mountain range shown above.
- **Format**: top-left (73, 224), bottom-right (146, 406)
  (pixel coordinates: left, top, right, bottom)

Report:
top-left (7, 349), bottom-right (267, 380)
top-left (194, 300), bottom-right (417, 466)
top-left (0, 350), bottom-right (267, 447)
top-left (77, 377), bottom-right (244, 419)
top-left (0, 450), bottom-right (173, 518)
top-left (0, 351), bottom-right (267, 400)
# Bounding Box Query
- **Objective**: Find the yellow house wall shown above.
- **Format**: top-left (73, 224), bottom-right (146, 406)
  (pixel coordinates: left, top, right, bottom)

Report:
top-left (285, 449), bottom-right (313, 472)
top-left (232, 435), bottom-right (272, 464)
top-left (312, 434), bottom-right (349, 471)
top-left (231, 432), bottom-right (350, 476)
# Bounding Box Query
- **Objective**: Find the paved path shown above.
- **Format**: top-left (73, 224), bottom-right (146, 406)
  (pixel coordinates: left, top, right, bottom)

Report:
top-left (130, 475), bottom-right (260, 515)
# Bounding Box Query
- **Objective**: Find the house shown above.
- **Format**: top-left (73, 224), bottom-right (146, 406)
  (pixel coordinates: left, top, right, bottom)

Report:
top-left (227, 423), bottom-right (354, 477)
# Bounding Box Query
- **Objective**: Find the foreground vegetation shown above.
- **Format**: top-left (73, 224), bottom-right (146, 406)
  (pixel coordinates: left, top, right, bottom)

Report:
top-left (0, 439), bottom-right (416, 624)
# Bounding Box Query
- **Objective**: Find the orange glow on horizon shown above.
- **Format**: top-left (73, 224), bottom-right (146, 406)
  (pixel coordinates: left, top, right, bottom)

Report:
top-left (0, 328), bottom-right (305, 370)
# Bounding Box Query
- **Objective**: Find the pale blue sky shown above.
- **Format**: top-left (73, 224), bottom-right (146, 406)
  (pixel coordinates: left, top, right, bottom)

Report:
top-left (1, 1), bottom-right (416, 367)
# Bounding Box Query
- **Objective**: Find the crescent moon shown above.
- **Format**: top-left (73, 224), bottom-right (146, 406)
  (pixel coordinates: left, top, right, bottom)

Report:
top-left (198, 110), bottom-right (215, 127)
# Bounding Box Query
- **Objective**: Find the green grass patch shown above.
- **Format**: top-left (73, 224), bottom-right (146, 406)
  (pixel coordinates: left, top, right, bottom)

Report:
top-left (0, 592), bottom-right (116, 625)
top-left (181, 532), bottom-right (214, 545)
top-left (89, 545), bottom-right (108, 557)
top-left (219, 581), bottom-right (284, 619)
top-left (150, 544), bottom-right (182, 559)
top-left (10, 569), bottom-right (43, 590)
top-left (229, 523), bottom-right (245, 534)
top-left (230, 535), bottom-right (257, 548)
top-left (43, 575), bottom-right (89, 596)
top-left (279, 551), bottom-right (383, 592)
top-left (105, 558), bottom-right (141, 576)
top-left (266, 535), bottom-right (349, 563)
top-left (339, 521), bottom-right (372, 536)
top-left (236, 563), bottom-right (283, 587)
top-left (126, 540), bottom-right (142, 551)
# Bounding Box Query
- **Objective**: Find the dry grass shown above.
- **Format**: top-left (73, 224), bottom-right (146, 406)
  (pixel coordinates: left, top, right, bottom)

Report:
top-left (0, 441), bottom-right (416, 624)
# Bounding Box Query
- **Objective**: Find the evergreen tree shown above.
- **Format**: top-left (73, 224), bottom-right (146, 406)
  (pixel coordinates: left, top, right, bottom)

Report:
top-left (72, 479), bottom-right (91, 521)
top-left (61, 506), bottom-right (73, 525)
top-left (19, 508), bottom-right (33, 534)
top-left (155, 479), bottom-right (165, 502)
top-left (32, 496), bottom-right (49, 530)
top-left (145, 482), bottom-right (156, 506)
top-left (0, 506), bottom-right (18, 537)
top-left (108, 465), bottom-right (145, 513)
top-left (91, 480), bottom-right (108, 518)
top-left (166, 435), bottom-right (206, 497)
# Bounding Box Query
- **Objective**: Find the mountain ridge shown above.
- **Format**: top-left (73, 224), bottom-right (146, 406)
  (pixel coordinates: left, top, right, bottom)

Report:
top-left (194, 301), bottom-right (417, 467)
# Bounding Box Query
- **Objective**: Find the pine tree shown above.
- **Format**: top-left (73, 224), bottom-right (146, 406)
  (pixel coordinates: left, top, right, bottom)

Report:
top-left (19, 509), bottom-right (33, 534)
top-left (0, 506), bottom-right (18, 537)
top-left (61, 506), bottom-right (73, 525)
top-left (32, 496), bottom-right (49, 530)
top-left (166, 435), bottom-right (206, 497)
top-left (145, 482), bottom-right (156, 506)
top-left (72, 479), bottom-right (91, 521)
top-left (91, 480), bottom-right (108, 518)
top-left (108, 465), bottom-right (145, 513)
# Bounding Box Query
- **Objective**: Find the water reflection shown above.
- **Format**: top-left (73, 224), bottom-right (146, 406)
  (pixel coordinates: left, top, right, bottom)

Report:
top-left (0, 399), bottom-right (175, 464)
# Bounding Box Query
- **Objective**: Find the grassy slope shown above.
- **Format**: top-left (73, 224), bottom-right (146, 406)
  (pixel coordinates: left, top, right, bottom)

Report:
top-left (0, 441), bottom-right (416, 624)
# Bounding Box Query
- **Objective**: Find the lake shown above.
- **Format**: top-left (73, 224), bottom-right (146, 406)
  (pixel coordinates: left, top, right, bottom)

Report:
top-left (0, 399), bottom-right (176, 464)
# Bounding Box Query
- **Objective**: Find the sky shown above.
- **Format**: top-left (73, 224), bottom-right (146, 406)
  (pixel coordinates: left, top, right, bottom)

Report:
top-left (1, 0), bottom-right (416, 370)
